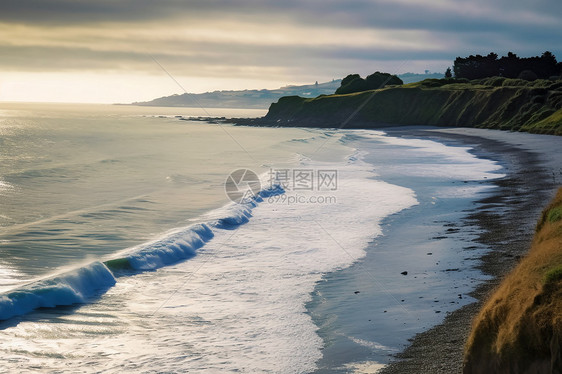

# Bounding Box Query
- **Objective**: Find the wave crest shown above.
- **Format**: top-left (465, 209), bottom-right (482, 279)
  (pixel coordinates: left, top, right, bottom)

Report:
top-left (0, 261), bottom-right (116, 321)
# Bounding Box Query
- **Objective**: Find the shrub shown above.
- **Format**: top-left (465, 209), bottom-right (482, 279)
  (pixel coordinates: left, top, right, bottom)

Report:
top-left (502, 78), bottom-right (528, 87)
top-left (518, 70), bottom-right (539, 81)
top-left (482, 77), bottom-right (506, 87)
top-left (335, 72), bottom-right (403, 95)
top-left (548, 207), bottom-right (562, 223)
top-left (335, 77), bottom-right (368, 94)
top-left (544, 264), bottom-right (562, 285)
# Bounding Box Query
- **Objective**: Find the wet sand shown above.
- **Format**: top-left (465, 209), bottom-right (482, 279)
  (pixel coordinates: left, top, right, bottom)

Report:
top-left (377, 128), bottom-right (561, 374)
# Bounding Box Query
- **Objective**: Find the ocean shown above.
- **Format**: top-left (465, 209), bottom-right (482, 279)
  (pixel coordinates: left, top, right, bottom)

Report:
top-left (0, 103), bottom-right (503, 372)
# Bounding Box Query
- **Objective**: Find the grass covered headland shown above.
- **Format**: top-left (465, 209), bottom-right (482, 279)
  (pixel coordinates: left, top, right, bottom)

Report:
top-left (263, 78), bottom-right (562, 135)
top-left (464, 188), bottom-right (562, 373)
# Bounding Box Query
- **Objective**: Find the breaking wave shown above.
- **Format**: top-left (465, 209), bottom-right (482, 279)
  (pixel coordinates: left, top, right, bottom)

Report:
top-left (0, 185), bottom-right (284, 321)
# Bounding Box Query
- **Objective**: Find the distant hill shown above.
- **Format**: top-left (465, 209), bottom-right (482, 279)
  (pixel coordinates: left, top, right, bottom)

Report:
top-left (132, 80), bottom-right (342, 109)
top-left (132, 73), bottom-right (445, 109)
top-left (398, 72), bottom-right (445, 83)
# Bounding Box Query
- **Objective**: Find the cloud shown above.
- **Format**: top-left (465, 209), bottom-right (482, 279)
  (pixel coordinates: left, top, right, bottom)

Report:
top-left (1, 0), bottom-right (561, 100)
top-left (2, 0), bottom-right (561, 33)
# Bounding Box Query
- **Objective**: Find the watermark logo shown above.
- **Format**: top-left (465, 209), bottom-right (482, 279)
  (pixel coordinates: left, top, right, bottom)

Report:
top-left (225, 169), bottom-right (261, 203)
top-left (268, 168), bottom-right (338, 191)
top-left (225, 168), bottom-right (339, 205)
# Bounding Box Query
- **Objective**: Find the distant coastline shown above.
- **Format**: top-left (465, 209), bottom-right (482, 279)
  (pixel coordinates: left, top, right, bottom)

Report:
top-left (128, 73), bottom-right (444, 110)
top-left (130, 80), bottom-right (342, 109)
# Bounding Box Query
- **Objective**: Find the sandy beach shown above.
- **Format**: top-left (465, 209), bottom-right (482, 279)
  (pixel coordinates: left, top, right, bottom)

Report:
top-left (378, 127), bottom-right (561, 373)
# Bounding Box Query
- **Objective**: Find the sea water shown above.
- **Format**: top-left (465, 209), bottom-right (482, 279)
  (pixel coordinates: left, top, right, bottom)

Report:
top-left (0, 103), bottom-right (502, 372)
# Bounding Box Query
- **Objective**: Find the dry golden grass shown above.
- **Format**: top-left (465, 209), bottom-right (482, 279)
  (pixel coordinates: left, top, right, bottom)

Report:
top-left (464, 188), bottom-right (562, 373)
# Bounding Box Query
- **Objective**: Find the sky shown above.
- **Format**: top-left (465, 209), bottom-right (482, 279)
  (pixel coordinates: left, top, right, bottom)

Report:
top-left (1, 0), bottom-right (561, 103)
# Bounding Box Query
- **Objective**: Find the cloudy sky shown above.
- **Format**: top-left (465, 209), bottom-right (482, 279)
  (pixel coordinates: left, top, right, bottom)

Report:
top-left (1, 0), bottom-right (561, 103)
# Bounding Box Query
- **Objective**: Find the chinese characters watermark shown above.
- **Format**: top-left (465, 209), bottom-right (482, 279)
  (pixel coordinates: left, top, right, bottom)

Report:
top-left (268, 168), bottom-right (337, 192)
top-left (225, 168), bottom-right (338, 205)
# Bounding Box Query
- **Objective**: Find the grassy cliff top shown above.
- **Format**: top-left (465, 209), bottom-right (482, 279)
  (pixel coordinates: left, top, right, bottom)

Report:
top-left (264, 77), bottom-right (562, 135)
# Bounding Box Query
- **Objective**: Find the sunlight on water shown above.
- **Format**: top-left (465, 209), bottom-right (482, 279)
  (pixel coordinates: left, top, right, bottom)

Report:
top-left (0, 103), bottom-right (505, 373)
top-left (0, 103), bottom-right (348, 278)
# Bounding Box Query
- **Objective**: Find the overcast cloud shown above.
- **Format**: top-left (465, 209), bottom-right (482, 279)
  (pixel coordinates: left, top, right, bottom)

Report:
top-left (1, 0), bottom-right (560, 102)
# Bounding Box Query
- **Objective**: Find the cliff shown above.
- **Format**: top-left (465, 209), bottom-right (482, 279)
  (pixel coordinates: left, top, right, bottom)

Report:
top-left (464, 188), bottom-right (562, 373)
top-left (262, 78), bottom-right (562, 135)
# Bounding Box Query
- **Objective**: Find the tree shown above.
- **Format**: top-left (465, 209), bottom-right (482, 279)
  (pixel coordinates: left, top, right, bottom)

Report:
top-left (340, 74), bottom-right (361, 87)
top-left (444, 67), bottom-right (452, 78)
top-left (335, 72), bottom-right (403, 95)
top-left (335, 74), bottom-right (365, 94)
top-left (365, 71), bottom-right (403, 88)
top-left (487, 52), bottom-right (498, 60)
top-left (454, 51), bottom-right (559, 79)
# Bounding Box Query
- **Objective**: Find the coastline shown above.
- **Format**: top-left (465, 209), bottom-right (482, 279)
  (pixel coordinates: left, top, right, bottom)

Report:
top-left (376, 127), bottom-right (561, 373)
top-left (308, 128), bottom-right (505, 373)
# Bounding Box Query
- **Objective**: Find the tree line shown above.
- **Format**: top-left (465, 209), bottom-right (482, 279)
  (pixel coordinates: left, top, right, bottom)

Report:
top-left (453, 51), bottom-right (561, 80)
top-left (334, 51), bottom-right (561, 96)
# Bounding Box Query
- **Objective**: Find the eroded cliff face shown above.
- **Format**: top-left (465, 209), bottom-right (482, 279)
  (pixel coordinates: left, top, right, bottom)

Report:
top-left (264, 79), bottom-right (562, 135)
top-left (464, 188), bottom-right (562, 374)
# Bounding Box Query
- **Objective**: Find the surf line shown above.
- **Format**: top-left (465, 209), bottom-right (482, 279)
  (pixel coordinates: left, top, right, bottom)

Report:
top-left (0, 185), bottom-right (284, 322)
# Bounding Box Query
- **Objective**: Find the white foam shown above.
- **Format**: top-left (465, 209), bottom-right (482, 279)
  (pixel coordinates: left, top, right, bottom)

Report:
top-left (0, 129), bottom-right (504, 372)
top-left (0, 262), bottom-right (116, 320)
top-left (347, 130), bottom-right (504, 205)
top-left (0, 184), bottom-right (284, 320)
top-left (97, 152), bottom-right (418, 373)
top-left (0, 149), bottom-right (416, 372)
top-left (352, 130), bottom-right (504, 180)
top-left (122, 223), bottom-right (214, 270)
top-left (346, 336), bottom-right (399, 353)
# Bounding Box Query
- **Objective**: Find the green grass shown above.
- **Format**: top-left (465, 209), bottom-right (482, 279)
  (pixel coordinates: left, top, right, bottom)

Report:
top-left (548, 207), bottom-right (562, 223)
top-left (266, 77), bottom-right (562, 135)
top-left (544, 264), bottom-right (562, 285)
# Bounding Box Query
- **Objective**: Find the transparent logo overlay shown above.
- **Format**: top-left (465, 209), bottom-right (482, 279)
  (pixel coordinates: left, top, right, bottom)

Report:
top-left (225, 168), bottom-right (338, 205)
top-left (225, 169), bottom-right (261, 204)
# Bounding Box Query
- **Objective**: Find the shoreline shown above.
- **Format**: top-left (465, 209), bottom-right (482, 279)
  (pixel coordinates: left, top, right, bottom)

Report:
top-left (376, 127), bottom-right (561, 373)
top-left (308, 128), bottom-right (505, 373)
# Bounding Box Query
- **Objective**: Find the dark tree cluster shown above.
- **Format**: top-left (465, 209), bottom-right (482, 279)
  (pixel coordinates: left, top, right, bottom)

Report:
top-left (335, 72), bottom-right (403, 95)
top-left (453, 51), bottom-right (561, 80)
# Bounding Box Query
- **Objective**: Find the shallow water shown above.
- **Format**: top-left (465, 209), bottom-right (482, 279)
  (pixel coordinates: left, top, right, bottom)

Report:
top-left (310, 131), bottom-right (504, 372)
top-left (0, 103), bottom-right (503, 372)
